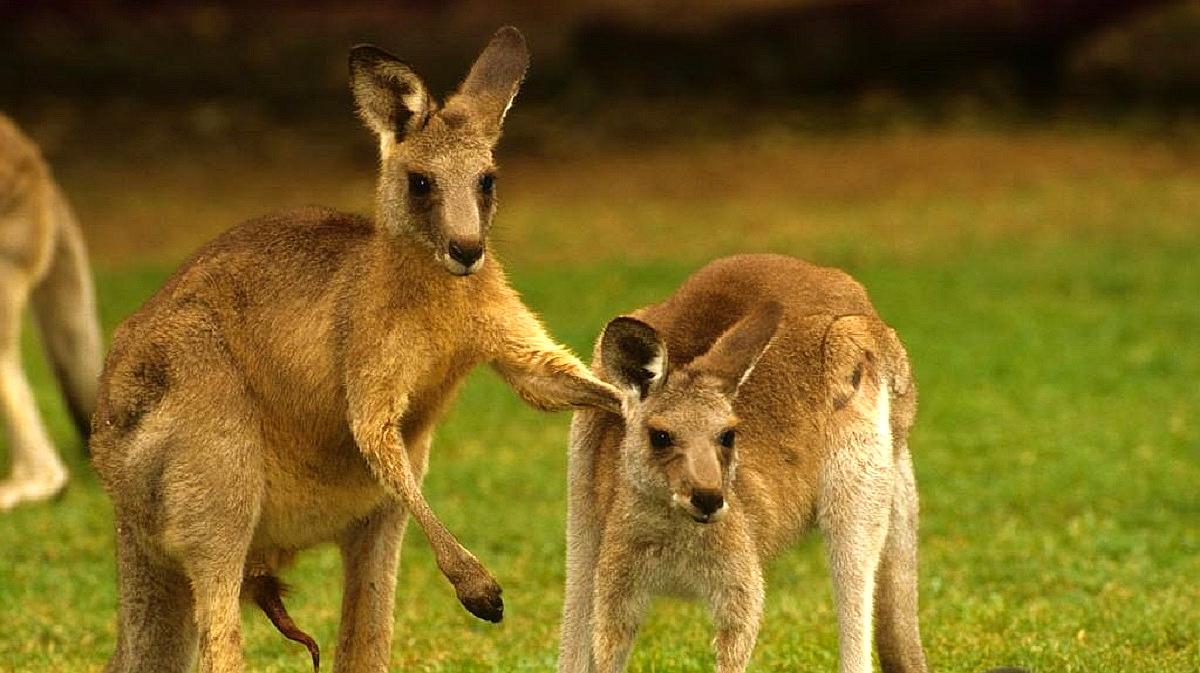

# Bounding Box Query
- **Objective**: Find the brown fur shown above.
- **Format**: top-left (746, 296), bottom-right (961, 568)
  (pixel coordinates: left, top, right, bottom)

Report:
top-left (559, 254), bottom-right (929, 673)
top-left (0, 113), bottom-right (103, 510)
top-left (91, 28), bottom-right (618, 673)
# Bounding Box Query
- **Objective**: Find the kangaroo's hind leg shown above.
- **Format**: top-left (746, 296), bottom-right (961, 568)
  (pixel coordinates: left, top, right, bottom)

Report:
top-left (186, 531), bottom-right (257, 673)
top-left (0, 258), bottom-right (67, 510)
top-left (873, 445), bottom-right (929, 673)
top-left (333, 432), bottom-right (431, 673)
top-left (333, 500), bottom-right (406, 673)
top-left (821, 466), bottom-right (892, 673)
top-left (105, 522), bottom-right (197, 673)
top-left (178, 451), bottom-right (262, 673)
top-left (151, 388), bottom-right (264, 673)
top-left (819, 386), bottom-right (896, 673)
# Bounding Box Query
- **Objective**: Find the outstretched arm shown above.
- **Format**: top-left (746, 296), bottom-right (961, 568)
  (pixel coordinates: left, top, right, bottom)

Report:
top-left (486, 295), bottom-right (620, 414)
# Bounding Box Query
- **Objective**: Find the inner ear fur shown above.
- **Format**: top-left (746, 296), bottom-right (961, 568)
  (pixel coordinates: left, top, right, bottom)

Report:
top-left (599, 316), bottom-right (666, 399)
top-left (823, 314), bottom-right (882, 410)
top-left (443, 26), bottom-right (530, 138)
top-left (688, 301), bottom-right (783, 396)
top-left (349, 44), bottom-right (431, 140)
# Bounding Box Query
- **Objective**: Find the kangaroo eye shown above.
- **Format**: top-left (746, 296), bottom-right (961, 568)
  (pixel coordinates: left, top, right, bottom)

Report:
top-left (718, 429), bottom-right (736, 449)
top-left (407, 172), bottom-right (432, 196)
top-left (479, 173), bottom-right (495, 195)
top-left (648, 429), bottom-right (673, 451)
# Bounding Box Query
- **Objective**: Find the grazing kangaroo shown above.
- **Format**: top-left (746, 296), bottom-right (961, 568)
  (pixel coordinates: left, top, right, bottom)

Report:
top-left (0, 113), bottom-right (103, 510)
top-left (91, 28), bottom-right (618, 673)
top-left (559, 254), bottom-right (929, 673)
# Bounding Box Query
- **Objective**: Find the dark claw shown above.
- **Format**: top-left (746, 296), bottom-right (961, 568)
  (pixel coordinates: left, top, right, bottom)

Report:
top-left (458, 585), bottom-right (504, 623)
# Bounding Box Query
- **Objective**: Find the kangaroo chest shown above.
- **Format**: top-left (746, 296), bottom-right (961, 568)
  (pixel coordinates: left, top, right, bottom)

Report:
top-left (609, 503), bottom-right (752, 601)
top-left (643, 540), bottom-right (731, 600)
top-left (253, 343), bottom-right (481, 552)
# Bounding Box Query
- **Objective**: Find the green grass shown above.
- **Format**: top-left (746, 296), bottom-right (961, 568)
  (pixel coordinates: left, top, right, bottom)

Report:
top-left (1, 131), bottom-right (1199, 672)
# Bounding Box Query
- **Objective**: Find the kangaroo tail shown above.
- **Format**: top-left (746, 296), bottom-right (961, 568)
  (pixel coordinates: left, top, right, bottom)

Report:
top-left (29, 183), bottom-right (102, 442)
top-left (246, 574), bottom-right (321, 672)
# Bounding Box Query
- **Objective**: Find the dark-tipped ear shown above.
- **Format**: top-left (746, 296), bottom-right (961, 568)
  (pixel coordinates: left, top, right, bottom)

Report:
top-left (823, 315), bottom-right (878, 410)
top-left (349, 44), bottom-right (431, 142)
top-left (689, 301), bottom-right (783, 396)
top-left (444, 26), bottom-right (529, 138)
top-left (599, 316), bottom-right (667, 401)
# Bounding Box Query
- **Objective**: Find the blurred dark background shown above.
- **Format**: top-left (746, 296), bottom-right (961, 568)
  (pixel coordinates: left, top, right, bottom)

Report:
top-left (3, 0), bottom-right (1198, 266)
top-left (4, 0), bottom-right (1200, 156)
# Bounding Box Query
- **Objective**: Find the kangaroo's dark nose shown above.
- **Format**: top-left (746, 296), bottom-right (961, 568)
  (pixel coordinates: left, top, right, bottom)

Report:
top-left (691, 490), bottom-right (724, 516)
top-left (448, 240), bottom-right (483, 268)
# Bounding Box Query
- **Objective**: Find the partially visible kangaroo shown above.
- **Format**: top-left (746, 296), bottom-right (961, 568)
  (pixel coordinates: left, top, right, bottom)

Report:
top-left (0, 113), bottom-right (103, 510)
top-left (91, 28), bottom-right (619, 673)
top-left (559, 254), bottom-right (929, 673)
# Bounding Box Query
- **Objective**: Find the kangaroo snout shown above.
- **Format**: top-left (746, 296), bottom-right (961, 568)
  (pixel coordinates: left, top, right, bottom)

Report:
top-left (682, 488), bottom-right (726, 523)
top-left (691, 490), bottom-right (724, 516)
top-left (445, 239), bottom-right (485, 275)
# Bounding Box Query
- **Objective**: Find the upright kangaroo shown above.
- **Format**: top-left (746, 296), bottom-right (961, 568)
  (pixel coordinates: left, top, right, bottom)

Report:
top-left (0, 113), bottom-right (103, 510)
top-left (91, 28), bottom-right (618, 673)
top-left (559, 254), bottom-right (929, 673)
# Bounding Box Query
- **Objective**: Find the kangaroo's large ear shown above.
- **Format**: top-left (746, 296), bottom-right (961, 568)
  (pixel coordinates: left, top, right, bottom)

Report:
top-left (689, 301), bottom-right (783, 397)
top-left (444, 26), bottom-right (529, 138)
top-left (349, 45), bottom-right (431, 142)
top-left (599, 316), bottom-right (667, 401)
top-left (822, 315), bottom-right (880, 411)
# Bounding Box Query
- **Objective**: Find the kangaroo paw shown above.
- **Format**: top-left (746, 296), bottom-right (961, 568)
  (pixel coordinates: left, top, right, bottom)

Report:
top-left (452, 566), bottom-right (504, 623)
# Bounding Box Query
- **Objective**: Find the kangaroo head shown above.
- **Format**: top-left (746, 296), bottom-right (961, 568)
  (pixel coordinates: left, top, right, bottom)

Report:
top-left (599, 302), bottom-right (783, 524)
top-left (350, 27), bottom-right (528, 275)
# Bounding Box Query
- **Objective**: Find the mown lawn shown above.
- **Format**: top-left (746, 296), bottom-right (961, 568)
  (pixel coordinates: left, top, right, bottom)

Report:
top-left (1, 130), bottom-right (1197, 672)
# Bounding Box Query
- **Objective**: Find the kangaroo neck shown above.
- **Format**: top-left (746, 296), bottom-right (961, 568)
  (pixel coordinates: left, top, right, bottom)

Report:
top-left (354, 227), bottom-right (506, 320)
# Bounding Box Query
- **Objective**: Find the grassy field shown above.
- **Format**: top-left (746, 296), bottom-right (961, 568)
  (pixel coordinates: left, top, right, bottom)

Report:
top-left (1, 129), bottom-right (1198, 672)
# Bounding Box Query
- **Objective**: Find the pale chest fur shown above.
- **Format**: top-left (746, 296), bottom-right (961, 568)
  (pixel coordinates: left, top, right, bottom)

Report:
top-left (604, 495), bottom-right (759, 600)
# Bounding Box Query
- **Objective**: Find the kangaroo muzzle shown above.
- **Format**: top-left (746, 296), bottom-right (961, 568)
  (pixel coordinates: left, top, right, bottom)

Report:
top-left (446, 239), bottom-right (484, 275)
top-left (674, 451), bottom-right (728, 523)
top-left (443, 238), bottom-right (485, 275)
top-left (439, 196), bottom-right (486, 275)
top-left (672, 488), bottom-right (728, 523)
